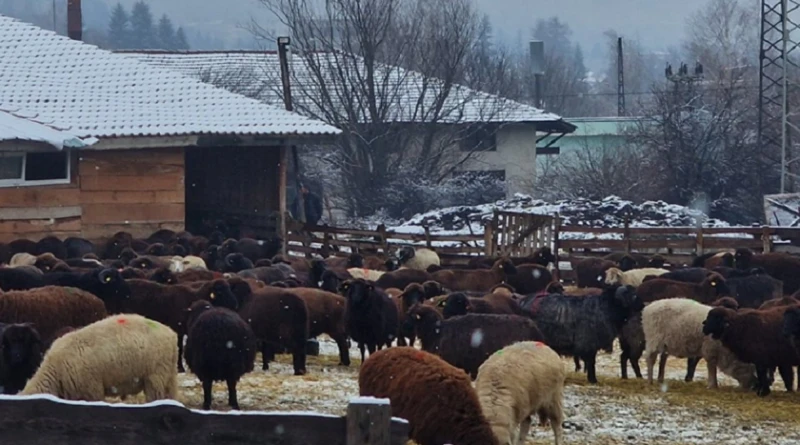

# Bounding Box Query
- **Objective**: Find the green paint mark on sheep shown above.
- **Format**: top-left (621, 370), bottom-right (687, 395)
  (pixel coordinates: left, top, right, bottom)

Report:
top-left (145, 320), bottom-right (158, 329)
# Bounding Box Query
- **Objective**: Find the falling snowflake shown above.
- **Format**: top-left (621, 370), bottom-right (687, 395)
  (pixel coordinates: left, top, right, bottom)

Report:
top-left (470, 329), bottom-right (483, 348)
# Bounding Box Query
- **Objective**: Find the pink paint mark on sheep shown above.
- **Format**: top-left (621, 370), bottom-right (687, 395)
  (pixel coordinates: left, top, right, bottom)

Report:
top-left (117, 318), bottom-right (127, 324)
top-left (533, 341), bottom-right (544, 347)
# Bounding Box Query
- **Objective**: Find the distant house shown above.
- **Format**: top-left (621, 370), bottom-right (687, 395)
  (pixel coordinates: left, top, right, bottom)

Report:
top-left (0, 14), bottom-right (340, 243)
top-left (117, 50), bottom-right (576, 199)
top-left (536, 116), bottom-right (642, 174)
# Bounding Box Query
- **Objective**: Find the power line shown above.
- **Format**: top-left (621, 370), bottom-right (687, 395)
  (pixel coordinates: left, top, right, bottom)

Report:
top-left (540, 84), bottom-right (759, 99)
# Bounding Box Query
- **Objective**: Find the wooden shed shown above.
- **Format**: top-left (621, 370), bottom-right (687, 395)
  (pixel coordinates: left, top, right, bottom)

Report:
top-left (0, 13), bottom-right (340, 243)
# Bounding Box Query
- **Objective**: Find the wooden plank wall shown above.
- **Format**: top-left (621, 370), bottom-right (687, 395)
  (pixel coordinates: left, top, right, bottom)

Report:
top-left (0, 151), bottom-right (81, 242)
top-left (79, 148), bottom-right (185, 240)
top-left (185, 146), bottom-right (280, 238)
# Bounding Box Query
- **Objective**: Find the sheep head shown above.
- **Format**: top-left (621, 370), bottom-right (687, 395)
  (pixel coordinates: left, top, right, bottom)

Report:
top-left (184, 299), bottom-right (214, 330)
top-left (34, 253), bottom-right (59, 273)
top-left (711, 296), bottom-right (739, 310)
top-left (442, 293), bottom-right (471, 319)
top-left (346, 253), bottom-right (364, 268)
top-left (400, 283), bottom-right (426, 309)
top-left (494, 258), bottom-right (517, 275)
top-left (733, 249), bottom-right (753, 270)
top-left (342, 278), bottom-right (373, 305)
top-left (545, 280), bottom-right (564, 294)
top-left (703, 307), bottom-right (734, 339)
top-left (648, 255), bottom-right (666, 268)
top-left (96, 267), bottom-right (132, 302)
top-left (421, 280), bottom-right (444, 299)
top-left (149, 267), bottom-right (177, 285)
top-left (604, 267), bottom-right (624, 286)
top-left (206, 279), bottom-right (238, 311)
top-left (404, 304), bottom-right (443, 351)
top-left (396, 246), bottom-right (416, 264)
top-left (783, 307), bottom-right (800, 342)
top-left (224, 253), bottom-right (253, 273)
top-left (384, 257), bottom-right (400, 271)
top-left (145, 243), bottom-right (168, 256)
top-left (1, 323), bottom-right (43, 369)
top-left (535, 247), bottom-right (555, 266)
top-left (225, 277), bottom-right (253, 303)
top-left (130, 256), bottom-right (155, 270)
top-left (320, 270), bottom-right (341, 293)
top-left (118, 247), bottom-right (138, 265)
top-left (618, 255), bottom-right (637, 272)
top-left (702, 273), bottom-right (730, 300)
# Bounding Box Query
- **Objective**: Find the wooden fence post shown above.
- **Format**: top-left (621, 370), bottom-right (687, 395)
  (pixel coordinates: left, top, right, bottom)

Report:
top-left (484, 222), bottom-right (494, 256)
top-left (378, 225), bottom-right (389, 254)
top-left (347, 397), bottom-right (392, 445)
top-left (623, 216), bottom-right (631, 253)
top-left (762, 226), bottom-right (773, 253)
top-left (552, 213), bottom-right (561, 281)
top-left (423, 225), bottom-right (432, 248)
top-left (695, 225), bottom-right (704, 257)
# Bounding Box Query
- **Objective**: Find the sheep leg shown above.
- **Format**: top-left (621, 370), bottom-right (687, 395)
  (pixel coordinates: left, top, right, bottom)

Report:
top-left (226, 378), bottom-right (240, 410)
top-left (358, 342), bottom-right (366, 362)
top-left (177, 334), bottom-right (185, 373)
top-left (778, 365), bottom-right (794, 392)
top-left (646, 351), bottom-right (658, 384)
top-left (756, 365), bottom-right (772, 397)
top-left (685, 357), bottom-right (700, 382)
top-left (292, 342), bottom-right (308, 376)
top-left (584, 353), bottom-right (598, 384)
top-left (261, 342), bottom-right (272, 371)
top-left (397, 336), bottom-right (407, 347)
top-left (202, 379), bottom-right (213, 410)
top-left (657, 353), bottom-right (668, 384)
top-left (620, 351), bottom-right (629, 379)
top-left (408, 334), bottom-right (416, 348)
top-left (631, 357), bottom-right (643, 379)
top-left (706, 359), bottom-right (718, 389)
top-left (517, 416), bottom-right (533, 445)
top-left (574, 357), bottom-right (581, 372)
top-left (333, 334), bottom-right (351, 367)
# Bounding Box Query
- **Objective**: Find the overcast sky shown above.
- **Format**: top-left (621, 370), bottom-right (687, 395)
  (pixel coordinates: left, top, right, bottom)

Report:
top-left (107, 0), bottom-right (702, 70)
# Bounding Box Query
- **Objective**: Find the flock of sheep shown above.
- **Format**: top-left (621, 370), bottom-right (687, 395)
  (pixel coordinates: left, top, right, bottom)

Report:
top-left (0, 230), bottom-right (799, 445)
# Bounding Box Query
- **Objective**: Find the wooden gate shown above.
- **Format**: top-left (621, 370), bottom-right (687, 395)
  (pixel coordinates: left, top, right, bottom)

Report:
top-left (490, 210), bottom-right (558, 257)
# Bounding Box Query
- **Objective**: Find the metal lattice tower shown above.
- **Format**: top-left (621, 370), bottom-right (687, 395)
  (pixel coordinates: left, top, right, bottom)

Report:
top-left (617, 37), bottom-right (626, 116)
top-left (758, 0), bottom-right (800, 193)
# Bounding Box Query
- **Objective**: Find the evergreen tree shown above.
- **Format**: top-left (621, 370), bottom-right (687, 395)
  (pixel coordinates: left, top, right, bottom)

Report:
top-left (156, 14), bottom-right (176, 49)
top-left (174, 26), bottom-right (190, 50)
top-left (129, 0), bottom-right (156, 49)
top-left (107, 3), bottom-right (130, 49)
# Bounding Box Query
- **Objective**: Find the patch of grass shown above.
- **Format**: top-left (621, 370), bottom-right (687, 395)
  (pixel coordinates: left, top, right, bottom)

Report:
top-left (566, 372), bottom-right (800, 424)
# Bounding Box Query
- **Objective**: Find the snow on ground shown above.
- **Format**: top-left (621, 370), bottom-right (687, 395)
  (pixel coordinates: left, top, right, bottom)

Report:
top-left (107, 336), bottom-right (800, 444)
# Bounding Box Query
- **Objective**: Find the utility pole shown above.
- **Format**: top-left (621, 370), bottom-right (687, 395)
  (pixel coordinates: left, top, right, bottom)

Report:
top-left (617, 37), bottom-right (626, 117)
top-left (664, 60), bottom-right (704, 109)
top-left (277, 36), bottom-right (306, 225)
top-left (529, 40), bottom-right (545, 108)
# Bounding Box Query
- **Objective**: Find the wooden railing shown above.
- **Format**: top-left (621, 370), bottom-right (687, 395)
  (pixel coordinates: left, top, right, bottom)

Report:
top-left (0, 394), bottom-right (409, 445)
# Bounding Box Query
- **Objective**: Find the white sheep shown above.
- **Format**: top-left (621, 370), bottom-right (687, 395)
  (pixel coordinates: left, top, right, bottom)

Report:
top-left (475, 341), bottom-right (566, 445)
top-left (643, 298), bottom-right (756, 388)
top-left (396, 246), bottom-right (440, 271)
top-left (346, 267), bottom-right (385, 281)
top-left (604, 267), bottom-right (669, 287)
top-left (169, 255), bottom-right (207, 272)
top-left (21, 313), bottom-right (178, 402)
top-left (9, 253), bottom-right (36, 268)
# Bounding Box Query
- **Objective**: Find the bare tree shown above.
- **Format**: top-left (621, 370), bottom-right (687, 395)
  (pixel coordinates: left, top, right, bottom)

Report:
top-left (250, 0), bottom-right (521, 217)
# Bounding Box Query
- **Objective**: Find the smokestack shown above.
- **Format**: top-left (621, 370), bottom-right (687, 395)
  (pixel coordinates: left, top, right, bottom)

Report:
top-left (67, 0), bottom-right (82, 41)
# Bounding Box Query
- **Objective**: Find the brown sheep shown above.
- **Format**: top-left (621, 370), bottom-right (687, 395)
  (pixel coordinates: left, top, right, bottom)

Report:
top-left (574, 257), bottom-right (616, 288)
top-left (121, 279), bottom-right (232, 372)
top-left (431, 258), bottom-right (517, 292)
top-left (441, 292), bottom-right (523, 319)
top-left (636, 273), bottom-right (730, 304)
top-left (358, 347), bottom-right (500, 445)
top-left (760, 296), bottom-right (800, 310)
top-left (734, 248), bottom-right (800, 294)
top-left (284, 288), bottom-right (350, 366)
top-left (394, 282), bottom-right (448, 347)
top-left (374, 268), bottom-right (432, 291)
top-left (225, 278), bottom-right (310, 375)
top-left (0, 287), bottom-right (107, 345)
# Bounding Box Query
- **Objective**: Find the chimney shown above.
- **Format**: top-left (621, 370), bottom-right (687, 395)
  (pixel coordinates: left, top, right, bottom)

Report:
top-left (67, 0), bottom-right (82, 41)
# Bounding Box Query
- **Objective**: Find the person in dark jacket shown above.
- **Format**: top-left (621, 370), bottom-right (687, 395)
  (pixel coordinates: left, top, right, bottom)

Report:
top-left (291, 185), bottom-right (323, 225)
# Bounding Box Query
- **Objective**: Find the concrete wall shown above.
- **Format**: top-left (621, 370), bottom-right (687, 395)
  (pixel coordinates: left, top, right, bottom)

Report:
top-left (458, 124), bottom-right (538, 198)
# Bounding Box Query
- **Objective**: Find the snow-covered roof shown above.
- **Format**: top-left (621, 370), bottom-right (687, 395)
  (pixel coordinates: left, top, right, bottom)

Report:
top-left (118, 50), bottom-right (575, 131)
top-left (0, 109), bottom-right (98, 149)
top-left (0, 16), bottom-right (341, 140)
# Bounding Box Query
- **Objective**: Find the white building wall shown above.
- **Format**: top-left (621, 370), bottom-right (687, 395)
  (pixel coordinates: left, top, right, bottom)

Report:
top-left (458, 125), bottom-right (538, 198)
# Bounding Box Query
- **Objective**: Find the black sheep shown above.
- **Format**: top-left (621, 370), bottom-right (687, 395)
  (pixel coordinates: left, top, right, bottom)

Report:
top-left (404, 305), bottom-right (544, 379)
top-left (0, 322), bottom-right (44, 394)
top-left (340, 278), bottom-right (399, 362)
top-left (8, 239), bottom-right (37, 256)
top-left (0, 267), bottom-right (45, 291)
top-left (42, 268), bottom-right (131, 314)
top-left (223, 253), bottom-right (254, 273)
top-left (734, 248), bottom-right (800, 294)
top-left (183, 299), bottom-right (256, 410)
top-left (237, 266), bottom-right (288, 285)
top-left (63, 237), bottom-right (95, 259)
top-left (726, 273), bottom-right (783, 309)
top-left (34, 236), bottom-right (67, 260)
top-left (654, 267), bottom-right (714, 283)
top-left (147, 229), bottom-right (177, 245)
top-left (520, 285), bottom-right (642, 384)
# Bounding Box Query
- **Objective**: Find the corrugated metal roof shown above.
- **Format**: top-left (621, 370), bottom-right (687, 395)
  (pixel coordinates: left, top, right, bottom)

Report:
top-left (0, 16), bottom-right (341, 139)
top-left (0, 109), bottom-right (97, 149)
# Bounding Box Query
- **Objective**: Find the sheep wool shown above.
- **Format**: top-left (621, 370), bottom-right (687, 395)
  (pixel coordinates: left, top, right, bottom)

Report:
top-left (346, 267), bottom-right (385, 281)
top-left (21, 314), bottom-right (178, 402)
top-left (475, 341), bottom-right (566, 445)
top-left (605, 267), bottom-right (669, 287)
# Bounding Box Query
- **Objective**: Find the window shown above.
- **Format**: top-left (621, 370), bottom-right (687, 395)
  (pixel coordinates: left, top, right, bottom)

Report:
top-left (0, 151), bottom-right (70, 187)
top-left (460, 125), bottom-right (498, 152)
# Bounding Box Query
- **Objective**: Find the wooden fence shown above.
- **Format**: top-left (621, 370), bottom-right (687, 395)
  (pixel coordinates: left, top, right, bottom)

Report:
top-left (0, 394), bottom-right (409, 445)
